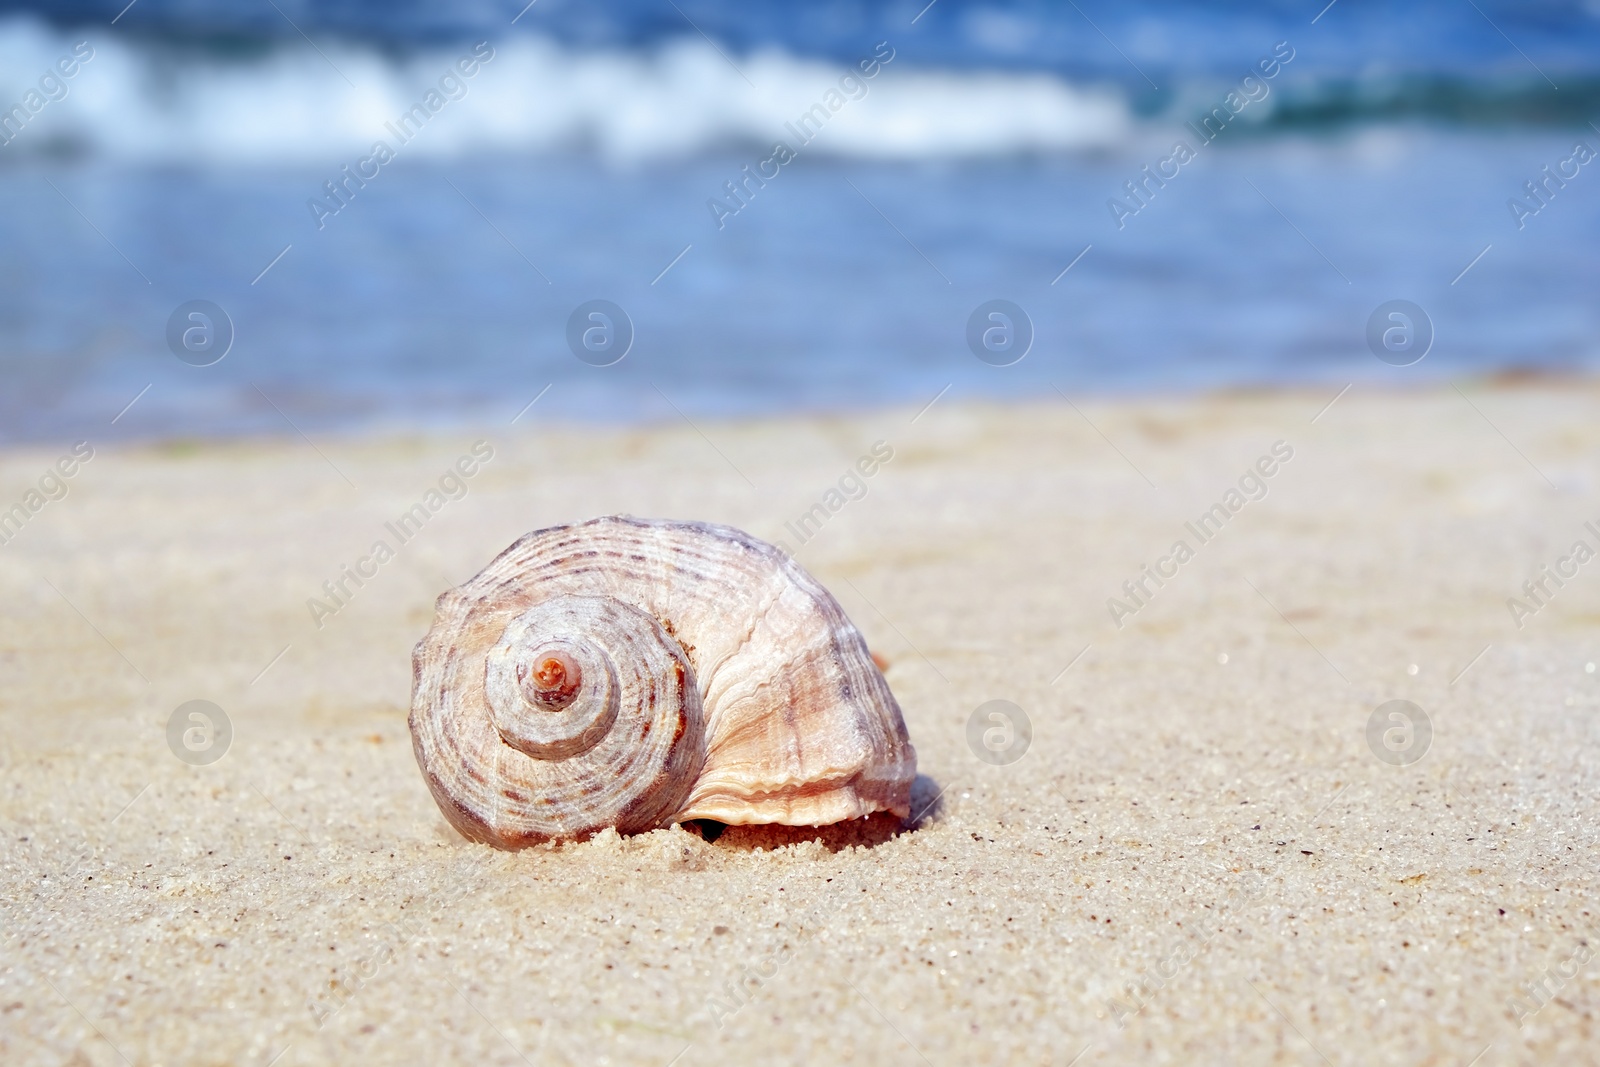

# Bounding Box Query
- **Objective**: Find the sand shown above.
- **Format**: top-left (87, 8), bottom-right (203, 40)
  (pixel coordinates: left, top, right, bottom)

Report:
top-left (2, 381), bottom-right (1597, 1066)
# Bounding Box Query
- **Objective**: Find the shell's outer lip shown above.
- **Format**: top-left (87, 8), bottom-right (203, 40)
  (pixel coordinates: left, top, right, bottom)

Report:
top-left (676, 758), bottom-right (916, 826)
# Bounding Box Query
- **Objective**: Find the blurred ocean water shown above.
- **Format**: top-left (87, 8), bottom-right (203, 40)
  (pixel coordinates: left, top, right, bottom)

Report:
top-left (0, 0), bottom-right (1597, 440)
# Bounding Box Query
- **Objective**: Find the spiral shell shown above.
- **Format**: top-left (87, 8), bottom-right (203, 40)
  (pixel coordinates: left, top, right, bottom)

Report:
top-left (409, 516), bottom-right (917, 848)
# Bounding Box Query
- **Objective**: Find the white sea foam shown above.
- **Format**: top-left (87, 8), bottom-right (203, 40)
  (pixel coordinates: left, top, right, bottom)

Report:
top-left (0, 17), bottom-right (1130, 163)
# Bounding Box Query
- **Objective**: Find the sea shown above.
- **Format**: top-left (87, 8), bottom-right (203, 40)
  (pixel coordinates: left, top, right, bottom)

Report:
top-left (1, 0), bottom-right (1598, 441)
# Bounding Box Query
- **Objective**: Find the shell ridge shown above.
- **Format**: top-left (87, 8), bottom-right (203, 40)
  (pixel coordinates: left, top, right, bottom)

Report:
top-left (689, 559), bottom-right (790, 727)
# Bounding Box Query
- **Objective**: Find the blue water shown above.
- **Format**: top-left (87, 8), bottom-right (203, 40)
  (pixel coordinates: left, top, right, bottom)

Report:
top-left (1, 2), bottom-right (1597, 440)
top-left (14, 0), bottom-right (1600, 86)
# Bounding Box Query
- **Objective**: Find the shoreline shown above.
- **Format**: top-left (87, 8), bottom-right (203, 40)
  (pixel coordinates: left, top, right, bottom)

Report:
top-left (6, 368), bottom-right (1598, 453)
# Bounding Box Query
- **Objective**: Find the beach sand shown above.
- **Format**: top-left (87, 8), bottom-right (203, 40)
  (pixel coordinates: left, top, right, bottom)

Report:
top-left (2, 381), bottom-right (1597, 1066)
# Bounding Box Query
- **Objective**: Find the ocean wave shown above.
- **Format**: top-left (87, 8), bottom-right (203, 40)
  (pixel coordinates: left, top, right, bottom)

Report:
top-left (2, 16), bottom-right (1597, 167)
top-left (0, 18), bottom-right (1129, 163)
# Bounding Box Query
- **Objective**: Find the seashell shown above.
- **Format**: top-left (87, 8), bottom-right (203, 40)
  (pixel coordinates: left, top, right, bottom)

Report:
top-left (409, 515), bottom-right (917, 848)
